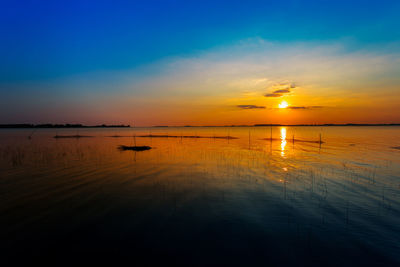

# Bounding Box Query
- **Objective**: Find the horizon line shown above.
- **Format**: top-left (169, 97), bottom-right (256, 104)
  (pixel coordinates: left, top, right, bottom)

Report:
top-left (1, 123), bottom-right (400, 128)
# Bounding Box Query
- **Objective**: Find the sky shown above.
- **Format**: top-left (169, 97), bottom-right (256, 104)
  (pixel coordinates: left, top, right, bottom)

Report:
top-left (1, 0), bottom-right (400, 126)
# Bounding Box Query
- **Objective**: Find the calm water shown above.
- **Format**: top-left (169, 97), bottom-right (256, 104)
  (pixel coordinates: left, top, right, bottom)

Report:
top-left (1, 126), bottom-right (400, 266)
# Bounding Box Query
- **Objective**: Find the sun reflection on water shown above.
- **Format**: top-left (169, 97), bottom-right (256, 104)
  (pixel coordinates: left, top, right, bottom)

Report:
top-left (280, 127), bottom-right (287, 157)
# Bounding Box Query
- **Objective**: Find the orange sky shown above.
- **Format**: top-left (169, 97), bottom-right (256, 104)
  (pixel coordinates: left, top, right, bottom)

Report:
top-left (2, 40), bottom-right (400, 126)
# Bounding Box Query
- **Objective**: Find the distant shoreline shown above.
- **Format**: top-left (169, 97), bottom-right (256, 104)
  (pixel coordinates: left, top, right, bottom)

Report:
top-left (0, 123), bottom-right (399, 128)
top-left (157, 124), bottom-right (400, 127)
top-left (253, 123), bottom-right (400, 127)
top-left (0, 124), bottom-right (130, 128)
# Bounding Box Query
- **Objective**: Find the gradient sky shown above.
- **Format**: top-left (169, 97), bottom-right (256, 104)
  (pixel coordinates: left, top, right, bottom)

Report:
top-left (1, 0), bottom-right (400, 125)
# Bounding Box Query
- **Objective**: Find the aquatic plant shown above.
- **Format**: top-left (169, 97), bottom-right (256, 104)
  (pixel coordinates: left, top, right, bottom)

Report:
top-left (118, 145), bottom-right (152, 151)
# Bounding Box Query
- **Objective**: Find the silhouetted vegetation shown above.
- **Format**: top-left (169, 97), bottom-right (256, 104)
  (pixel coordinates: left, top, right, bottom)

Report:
top-left (0, 124), bottom-right (130, 128)
top-left (138, 134), bottom-right (238, 139)
top-left (254, 123), bottom-right (400, 127)
top-left (54, 135), bottom-right (93, 139)
top-left (118, 145), bottom-right (152, 151)
top-left (260, 137), bottom-right (324, 144)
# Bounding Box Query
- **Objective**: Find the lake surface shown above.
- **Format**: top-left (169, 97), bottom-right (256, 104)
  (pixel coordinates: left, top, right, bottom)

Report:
top-left (1, 126), bottom-right (399, 266)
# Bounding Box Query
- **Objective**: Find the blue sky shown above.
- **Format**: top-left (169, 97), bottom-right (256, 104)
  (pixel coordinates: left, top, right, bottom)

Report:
top-left (1, 0), bottom-right (400, 124)
top-left (2, 0), bottom-right (399, 81)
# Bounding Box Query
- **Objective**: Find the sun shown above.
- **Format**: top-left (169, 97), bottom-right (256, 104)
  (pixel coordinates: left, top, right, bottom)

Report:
top-left (278, 101), bottom-right (289, 109)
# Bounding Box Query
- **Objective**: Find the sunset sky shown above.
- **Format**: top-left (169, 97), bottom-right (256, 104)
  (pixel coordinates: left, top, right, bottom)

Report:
top-left (1, 0), bottom-right (400, 126)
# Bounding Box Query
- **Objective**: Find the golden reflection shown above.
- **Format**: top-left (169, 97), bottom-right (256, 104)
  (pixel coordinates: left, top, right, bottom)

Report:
top-left (280, 127), bottom-right (287, 156)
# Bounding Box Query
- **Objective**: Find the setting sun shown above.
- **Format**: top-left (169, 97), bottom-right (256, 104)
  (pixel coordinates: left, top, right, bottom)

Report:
top-left (278, 101), bottom-right (289, 109)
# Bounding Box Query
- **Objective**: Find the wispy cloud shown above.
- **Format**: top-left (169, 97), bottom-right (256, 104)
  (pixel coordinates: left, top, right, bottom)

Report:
top-left (264, 82), bottom-right (295, 97)
top-left (273, 89), bottom-right (291, 94)
top-left (264, 93), bottom-right (283, 97)
top-left (288, 106), bottom-right (324, 110)
top-left (237, 105), bottom-right (266, 109)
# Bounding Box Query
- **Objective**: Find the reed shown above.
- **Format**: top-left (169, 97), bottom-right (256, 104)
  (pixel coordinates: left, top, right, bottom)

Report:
top-left (260, 137), bottom-right (324, 143)
top-left (137, 134), bottom-right (238, 139)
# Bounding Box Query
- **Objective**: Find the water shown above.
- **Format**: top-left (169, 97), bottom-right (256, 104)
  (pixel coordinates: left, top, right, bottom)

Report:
top-left (1, 126), bottom-right (399, 266)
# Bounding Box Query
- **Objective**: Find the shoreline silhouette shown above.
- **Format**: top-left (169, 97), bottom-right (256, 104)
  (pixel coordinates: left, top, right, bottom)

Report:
top-left (0, 124), bottom-right (130, 128)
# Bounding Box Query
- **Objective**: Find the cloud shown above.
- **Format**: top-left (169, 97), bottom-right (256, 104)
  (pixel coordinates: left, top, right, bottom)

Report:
top-left (273, 89), bottom-right (291, 94)
top-left (288, 106), bottom-right (306, 109)
top-left (288, 106), bottom-right (324, 110)
top-left (278, 82), bottom-right (296, 89)
top-left (264, 82), bottom-right (295, 97)
top-left (236, 105), bottom-right (324, 110)
top-left (237, 105), bottom-right (266, 109)
top-left (264, 93), bottom-right (282, 97)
